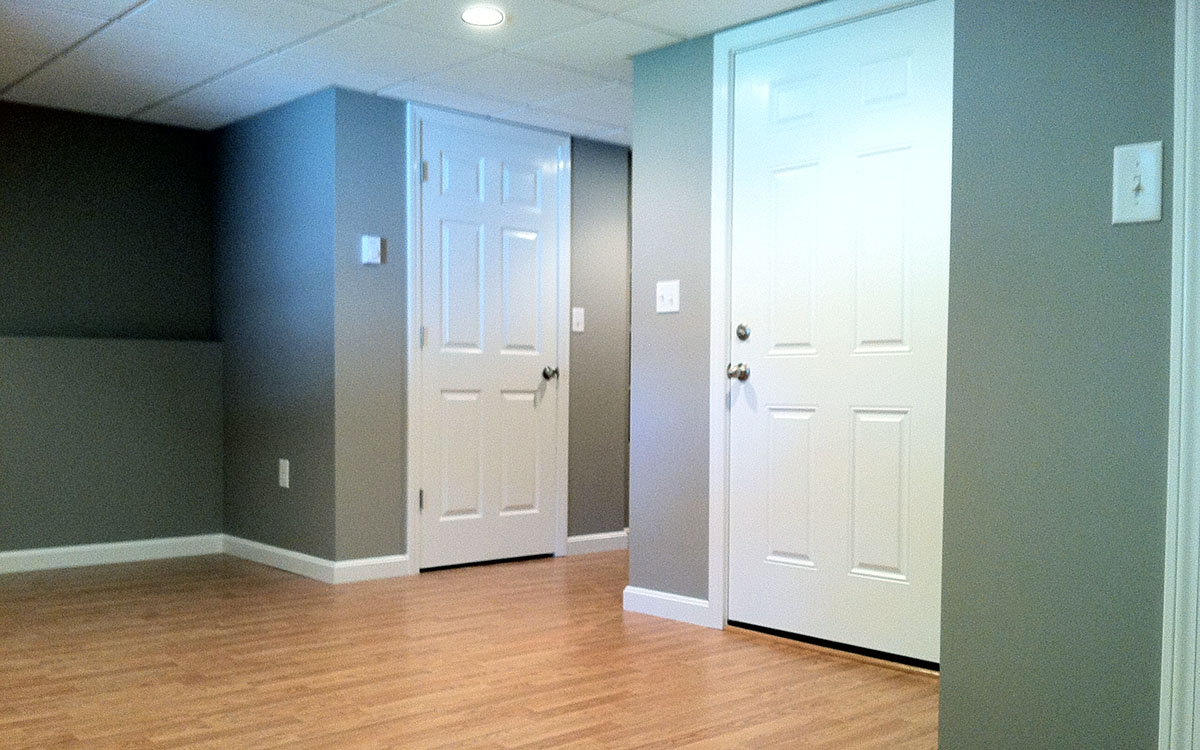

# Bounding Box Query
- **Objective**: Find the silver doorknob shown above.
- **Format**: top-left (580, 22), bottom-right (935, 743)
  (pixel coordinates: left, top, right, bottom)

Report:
top-left (727, 363), bottom-right (750, 381)
top-left (542, 366), bottom-right (559, 381)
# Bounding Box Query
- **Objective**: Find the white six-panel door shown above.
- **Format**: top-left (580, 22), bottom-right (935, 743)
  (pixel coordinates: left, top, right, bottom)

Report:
top-left (416, 108), bottom-right (568, 570)
top-left (725, 0), bottom-right (953, 662)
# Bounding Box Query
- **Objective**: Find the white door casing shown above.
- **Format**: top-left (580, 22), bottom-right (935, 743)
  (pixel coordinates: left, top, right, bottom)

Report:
top-left (406, 106), bottom-right (570, 570)
top-left (1160, 1), bottom-right (1200, 747)
top-left (713, 0), bottom-right (953, 662)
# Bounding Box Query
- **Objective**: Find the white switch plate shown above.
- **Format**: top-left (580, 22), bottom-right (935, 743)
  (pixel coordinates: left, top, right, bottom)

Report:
top-left (361, 234), bottom-right (383, 264)
top-left (279, 458), bottom-right (290, 489)
top-left (571, 307), bottom-right (585, 332)
top-left (656, 279), bottom-right (680, 313)
top-left (1112, 141), bottom-right (1163, 224)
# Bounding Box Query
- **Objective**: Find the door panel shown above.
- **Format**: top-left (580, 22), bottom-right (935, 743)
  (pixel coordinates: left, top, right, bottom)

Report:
top-left (726, 0), bottom-right (951, 662)
top-left (418, 109), bottom-right (566, 569)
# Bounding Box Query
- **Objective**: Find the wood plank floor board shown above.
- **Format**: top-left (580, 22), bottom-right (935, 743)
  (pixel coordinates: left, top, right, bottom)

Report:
top-left (0, 550), bottom-right (937, 748)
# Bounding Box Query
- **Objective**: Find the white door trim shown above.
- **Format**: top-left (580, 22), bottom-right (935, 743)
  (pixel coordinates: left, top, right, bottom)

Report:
top-left (709, 0), bottom-right (937, 634)
top-left (404, 103), bottom-right (572, 570)
top-left (1161, 1), bottom-right (1199, 746)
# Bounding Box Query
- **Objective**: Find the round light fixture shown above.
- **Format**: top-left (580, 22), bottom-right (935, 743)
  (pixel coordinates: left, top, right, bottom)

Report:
top-left (461, 5), bottom-right (505, 27)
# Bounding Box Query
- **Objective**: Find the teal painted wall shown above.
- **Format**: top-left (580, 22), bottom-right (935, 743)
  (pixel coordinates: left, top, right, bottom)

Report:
top-left (0, 338), bottom-right (223, 549)
top-left (939, 1), bottom-right (1174, 747)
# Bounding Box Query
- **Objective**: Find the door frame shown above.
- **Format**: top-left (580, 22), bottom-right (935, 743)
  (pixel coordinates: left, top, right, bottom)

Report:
top-left (1160, 1), bottom-right (1200, 746)
top-left (707, 0), bottom-right (950, 632)
top-left (404, 103), bottom-right (572, 571)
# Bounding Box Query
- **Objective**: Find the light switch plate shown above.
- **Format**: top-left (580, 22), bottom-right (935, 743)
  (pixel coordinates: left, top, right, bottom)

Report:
top-left (361, 235), bottom-right (383, 264)
top-left (571, 307), bottom-right (585, 332)
top-left (1112, 141), bottom-right (1163, 224)
top-left (656, 280), bottom-right (680, 313)
top-left (278, 458), bottom-right (290, 489)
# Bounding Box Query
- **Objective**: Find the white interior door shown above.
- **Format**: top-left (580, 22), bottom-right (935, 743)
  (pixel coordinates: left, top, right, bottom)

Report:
top-left (726, 0), bottom-right (953, 662)
top-left (416, 108), bottom-right (568, 570)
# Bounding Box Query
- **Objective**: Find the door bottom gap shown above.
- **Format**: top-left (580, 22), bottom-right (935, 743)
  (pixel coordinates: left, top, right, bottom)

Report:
top-left (727, 620), bottom-right (939, 674)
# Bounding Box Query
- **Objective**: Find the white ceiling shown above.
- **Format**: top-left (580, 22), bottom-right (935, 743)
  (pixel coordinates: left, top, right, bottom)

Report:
top-left (0, 0), bottom-right (813, 145)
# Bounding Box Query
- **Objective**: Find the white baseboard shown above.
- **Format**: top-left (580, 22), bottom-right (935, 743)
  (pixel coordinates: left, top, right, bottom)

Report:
top-left (566, 528), bottom-right (629, 555)
top-left (221, 535), bottom-right (412, 584)
top-left (622, 585), bottom-right (723, 629)
top-left (0, 534), bottom-right (412, 584)
top-left (0, 534), bottom-right (224, 575)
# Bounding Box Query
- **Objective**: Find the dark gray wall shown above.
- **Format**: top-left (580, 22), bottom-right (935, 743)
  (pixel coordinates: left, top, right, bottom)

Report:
top-left (0, 102), bottom-right (214, 340)
top-left (628, 37), bottom-right (714, 599)
top-left (0, 337), bottom-right (222, 550)
top-left (569, 138), bottom-right (632, 536)
top-left (215, 89), bottom-right (338, 560)
top-left (332, 91), bottom-right (408, 560)
top-left (939, 2), bottom-right (1173, 747)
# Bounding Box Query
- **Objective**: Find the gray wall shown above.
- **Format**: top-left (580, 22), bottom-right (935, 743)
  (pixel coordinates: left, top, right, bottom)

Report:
top-left (215, 89), bottom-right (338, 560)
top-left (0, 337), bottom-right (222, 549)
top-left (628, 37), bottom-right (714, 599)
top-left (939, 2), bottom-right (1173, 747)
top-left (628, 2), bottom-right (1176, 746)
top-left (569, 137), bottom-right (632, 536)
top-left (332, 91), bottom-right (408, 560)
top-left (0, 102), bottom-right (214, 341)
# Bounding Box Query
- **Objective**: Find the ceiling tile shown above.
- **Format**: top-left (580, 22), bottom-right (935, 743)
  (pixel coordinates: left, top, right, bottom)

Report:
top-left (28, 0), bottom-right (144, 18)
top-left (0, 49), bottom-right (52, 89)
top-left (0, 2), bottom-right (107, 50)
top-left (372, 0), bottom-right (600, 51)
top-left (135, 54), bottom-right (343, 129)
top-left (123, 0), bottom-right (345, 56)
top-left (511, 16), bottom-right (677, 81)
top-left (561, 0), bottom-right (648, 13)
top-left (377, 81), bottom-right (520, 117)
top-left (5, 23), bottom-right (258, 117)
top-left (619, 0), bottom-right (818, 38)
top-left (288, 19), bottom-right (489, 82)
top-left (536, 80), bottom-right (630, 126)
top-left (291, 0), bottom-right (384, 14)
top-left (495, 104), bottom-right (612, 137)
top-left (418, 52), bottom-right (607, 105)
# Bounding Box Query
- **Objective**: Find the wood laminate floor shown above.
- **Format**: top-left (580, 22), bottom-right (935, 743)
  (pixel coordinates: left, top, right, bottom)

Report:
top-left (0, 551), bottom-right (938, 749)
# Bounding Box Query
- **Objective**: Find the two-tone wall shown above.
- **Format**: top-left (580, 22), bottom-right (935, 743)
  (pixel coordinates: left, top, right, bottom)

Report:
top-left (0, 103), bottom-right (223, 554)
top-left (3, 91), bottom-right (631, 568)
top-left (628, 1), bottom-right (1174, 746)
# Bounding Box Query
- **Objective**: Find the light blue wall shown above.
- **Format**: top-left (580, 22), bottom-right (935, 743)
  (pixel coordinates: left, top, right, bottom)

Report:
top-left (0, 337), bottom-right (222, 550)
top-left (214, 89), bottom-right (339, 559)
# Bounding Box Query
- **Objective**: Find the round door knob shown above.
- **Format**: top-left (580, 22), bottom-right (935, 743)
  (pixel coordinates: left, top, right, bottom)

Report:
top-left (727, 363), bottom-right (750, 381)
top-left (542, 366), bottom-right (559, 381)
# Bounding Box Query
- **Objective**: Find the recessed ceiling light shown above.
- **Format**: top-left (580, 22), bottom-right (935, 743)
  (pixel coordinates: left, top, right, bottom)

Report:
top-left (461, 5), bottom-right (505, 27)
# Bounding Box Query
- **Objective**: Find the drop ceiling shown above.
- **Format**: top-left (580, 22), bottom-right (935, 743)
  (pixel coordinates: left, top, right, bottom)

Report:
top-left (0, 0), bottom-right (816, 145)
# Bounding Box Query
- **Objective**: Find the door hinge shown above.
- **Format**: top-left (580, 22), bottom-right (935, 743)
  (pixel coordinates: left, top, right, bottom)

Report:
top-left (420, 325), bottom-right (426, 348)
top-left (419, 489), bottom-right (424, 511)
top-left (421, 160), bottom-right (429, 182)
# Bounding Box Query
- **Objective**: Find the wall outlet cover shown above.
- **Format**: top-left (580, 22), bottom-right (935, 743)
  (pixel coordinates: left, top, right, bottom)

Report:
top-left (656, 280), bottom-right (680, 313)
